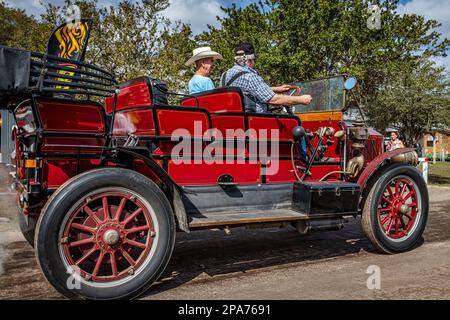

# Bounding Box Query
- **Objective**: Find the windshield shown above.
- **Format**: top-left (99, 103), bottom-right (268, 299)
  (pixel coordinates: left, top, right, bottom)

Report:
top-left (291, 76), bottom-right (345, 113)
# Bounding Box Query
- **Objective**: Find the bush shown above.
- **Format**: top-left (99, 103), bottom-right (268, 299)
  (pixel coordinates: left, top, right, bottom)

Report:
top-left (425, 155), bottom-right (450, 162)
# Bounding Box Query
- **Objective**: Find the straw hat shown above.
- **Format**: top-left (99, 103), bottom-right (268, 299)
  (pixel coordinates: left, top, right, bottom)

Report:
top-left (185, 47), bottom-right (223, 66)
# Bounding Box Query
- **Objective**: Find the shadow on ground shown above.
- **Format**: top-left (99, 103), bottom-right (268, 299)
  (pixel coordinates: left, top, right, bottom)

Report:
top-left (145, 220), bottom-right (376, 297)
top-left (429, 174), bottom-right (450, 186)
top-left (145, 191), bottom-right (450, 297)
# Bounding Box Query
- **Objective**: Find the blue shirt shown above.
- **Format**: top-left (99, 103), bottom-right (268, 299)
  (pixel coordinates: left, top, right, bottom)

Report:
top-left (220, 64), bottom-right (276, 113)
top-left (188, 75), bottom-right (215, 94)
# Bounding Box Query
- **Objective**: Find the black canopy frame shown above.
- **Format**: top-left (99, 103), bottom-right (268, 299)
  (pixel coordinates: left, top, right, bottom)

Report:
top-left (0, 45), bottom-right (122, 166)
top-left (0, 45), bottom-right (119, 101)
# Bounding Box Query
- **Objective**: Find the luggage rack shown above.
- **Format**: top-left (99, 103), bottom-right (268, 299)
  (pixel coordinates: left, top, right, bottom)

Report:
top-left (0, 45), bottom-right (124, 164)
top-left (29, 51), bottom-right (119, 98)
top-left (0, 45), bottom-right (118, 102)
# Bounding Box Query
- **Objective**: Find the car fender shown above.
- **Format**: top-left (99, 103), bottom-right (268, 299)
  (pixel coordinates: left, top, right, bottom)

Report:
top-left (357, 148), bottom-right (418, 191)
top-left (114, 147), bottom-right (190, 233)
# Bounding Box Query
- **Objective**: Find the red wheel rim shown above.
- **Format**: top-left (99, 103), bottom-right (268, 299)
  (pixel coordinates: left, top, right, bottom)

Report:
top-left (60, 189), bottom-right (157, 283)
top-left (377, 177), bottom-right (420, 240)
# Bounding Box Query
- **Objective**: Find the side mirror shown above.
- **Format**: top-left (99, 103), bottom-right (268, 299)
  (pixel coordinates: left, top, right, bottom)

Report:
top-left (345, 78), bottom-right (357, 91)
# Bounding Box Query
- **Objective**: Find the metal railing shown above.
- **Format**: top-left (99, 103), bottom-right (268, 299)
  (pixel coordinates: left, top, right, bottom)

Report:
top-left (29, 52), bottom-right (118, 98)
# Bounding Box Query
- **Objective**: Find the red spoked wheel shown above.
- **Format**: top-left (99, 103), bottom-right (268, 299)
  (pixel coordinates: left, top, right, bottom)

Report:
top-left (60, 188), bottom-right (158, 284)
top-left (36, 168), bottom-right (175, 300)
top-left (362, 165), bottom-right (429, 254)
top-left (377, 177), bottom-right (420, 241)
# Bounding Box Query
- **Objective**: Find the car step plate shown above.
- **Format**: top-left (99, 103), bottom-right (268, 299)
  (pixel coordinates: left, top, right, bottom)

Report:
top-left (188, 209), bottom-right (308, 229)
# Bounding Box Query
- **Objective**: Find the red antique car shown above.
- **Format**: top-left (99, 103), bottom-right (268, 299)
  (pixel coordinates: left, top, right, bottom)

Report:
top-left (0, 23), bottom-right (428, 300)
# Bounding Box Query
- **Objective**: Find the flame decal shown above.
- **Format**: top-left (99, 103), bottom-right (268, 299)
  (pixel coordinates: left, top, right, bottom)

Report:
top-left (54, 22), bottom-right (89, 59)
top-left (47, 19), bottom-right (92, 92)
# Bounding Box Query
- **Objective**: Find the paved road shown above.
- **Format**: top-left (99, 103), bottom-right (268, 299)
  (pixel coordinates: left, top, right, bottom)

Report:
top-left (0, 164), bottom-right (449, 300)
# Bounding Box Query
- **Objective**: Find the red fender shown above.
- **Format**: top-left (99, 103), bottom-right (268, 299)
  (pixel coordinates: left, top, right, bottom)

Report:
top-left (357, 148), bottom-right (417, 190)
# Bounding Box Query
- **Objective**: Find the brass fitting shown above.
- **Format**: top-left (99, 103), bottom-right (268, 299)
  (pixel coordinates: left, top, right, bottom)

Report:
top-left (391, 151), bottom-right (419, 166)
top-left (347, 154), bottom-right (365, 179)
top-left (334, 130), bottom-right (346, 141)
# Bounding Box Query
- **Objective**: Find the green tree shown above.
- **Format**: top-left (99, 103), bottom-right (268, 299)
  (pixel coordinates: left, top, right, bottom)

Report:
top-left (46, 0), bottom-right (171, 82)
top-left (201, 0), bottom-right (449, 101)
top-left (1, 0), bottom-right (174, 83)
top-left (0, 2), bottom-right (49, 52)
top-left (368, 61), bottom-right (450, 146)
top-left (197, 2), bottom-right (273, 84)
top-left (152, 22), bottom-right (195, 94)
top-left (199, 0), bottom-right (449, 145)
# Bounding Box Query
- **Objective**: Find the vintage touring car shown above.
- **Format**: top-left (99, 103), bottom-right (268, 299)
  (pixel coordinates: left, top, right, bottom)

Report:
top-left (0, 22), bottom-right (428, 300)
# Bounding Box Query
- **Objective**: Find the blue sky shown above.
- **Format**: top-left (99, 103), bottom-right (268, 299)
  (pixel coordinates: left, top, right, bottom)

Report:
top-left (5, 0), bottom-right (450, 69)
top-left (5, 0), bottom-right (258, 33)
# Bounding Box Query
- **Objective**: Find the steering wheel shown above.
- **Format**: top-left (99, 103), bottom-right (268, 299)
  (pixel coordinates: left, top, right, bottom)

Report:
top-left (286, 85), bottom-right (301, 96)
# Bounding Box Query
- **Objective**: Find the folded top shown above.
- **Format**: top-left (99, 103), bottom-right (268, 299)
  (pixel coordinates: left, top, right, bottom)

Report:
top-left (0, 45), bottom-right (31, 95)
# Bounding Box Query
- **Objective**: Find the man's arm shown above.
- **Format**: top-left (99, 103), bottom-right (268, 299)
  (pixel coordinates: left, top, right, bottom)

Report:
top-left (245, 73), bottom-right (312, 107)
top-left (271, 85), bottom-right (292, 94)
top-left (268, 94), bottom-right (313, 106)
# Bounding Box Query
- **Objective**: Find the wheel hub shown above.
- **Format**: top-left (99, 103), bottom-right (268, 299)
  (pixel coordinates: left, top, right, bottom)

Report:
top-left (97, 223), bottom-right (125, 250)
top-left (103, 229), bottom-right (120, 246)
top-left (61, 190), bottom-right (156, 283)
top-left (392, 198), bottom-right (409, 216)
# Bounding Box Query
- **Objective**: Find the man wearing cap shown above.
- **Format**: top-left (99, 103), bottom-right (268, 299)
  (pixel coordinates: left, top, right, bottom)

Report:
top-left (186, 47), bottom-right (223, 95)
top-left (221, 43), bottom-right (312, 113)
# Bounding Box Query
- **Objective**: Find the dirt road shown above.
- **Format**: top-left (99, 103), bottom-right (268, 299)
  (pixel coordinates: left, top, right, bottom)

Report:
top-left (0, 164), bottom-right (449, 300)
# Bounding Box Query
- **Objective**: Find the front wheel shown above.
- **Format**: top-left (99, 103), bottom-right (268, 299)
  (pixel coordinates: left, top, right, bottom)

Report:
top-left (362, 165), bottom-right (429, 254)
top-left (35, 168), bottom-right (176, 300)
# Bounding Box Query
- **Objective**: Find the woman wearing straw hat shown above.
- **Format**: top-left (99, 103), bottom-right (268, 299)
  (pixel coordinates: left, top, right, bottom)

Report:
top-left (186, 47), bottom-right (223, 94)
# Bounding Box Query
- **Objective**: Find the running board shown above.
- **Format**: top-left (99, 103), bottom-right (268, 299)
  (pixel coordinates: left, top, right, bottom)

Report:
top-left (188, 209), bottom-right (308, 229)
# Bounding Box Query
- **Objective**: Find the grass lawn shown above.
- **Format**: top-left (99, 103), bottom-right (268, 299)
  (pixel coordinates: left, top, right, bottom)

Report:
top-left (427, 162), bottom-right (450, 186)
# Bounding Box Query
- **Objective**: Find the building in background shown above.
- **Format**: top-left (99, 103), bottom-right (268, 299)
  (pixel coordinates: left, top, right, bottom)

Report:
top-left (423, 130), bottom-right (450, 162)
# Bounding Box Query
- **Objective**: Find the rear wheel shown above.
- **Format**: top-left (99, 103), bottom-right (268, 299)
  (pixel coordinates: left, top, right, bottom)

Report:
top-left (362, 165), bottom-right (429, 254)
top-left (35, 168), bottom-right (175, 300)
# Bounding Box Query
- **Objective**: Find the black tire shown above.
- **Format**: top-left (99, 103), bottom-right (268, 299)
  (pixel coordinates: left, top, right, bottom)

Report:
top-left (35, 168), bottom-right (176, 300)
top-left (362, 164), bottom-right (429, 254)
top-left (18, 212), bottom-right (36, 248)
